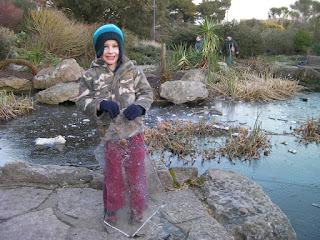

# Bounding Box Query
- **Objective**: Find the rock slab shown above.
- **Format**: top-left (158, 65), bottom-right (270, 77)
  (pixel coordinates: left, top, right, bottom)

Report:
top-left (200, 169), bottom-right (297, 240)
top-left (0, 162), bottom-right (297, 239)
top-left (36, 82), bottom-right (79, 104)
top-left (0, 76), bottom-right (32, 92)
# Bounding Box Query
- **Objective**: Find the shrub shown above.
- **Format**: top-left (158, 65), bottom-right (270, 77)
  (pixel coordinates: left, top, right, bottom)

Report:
top-left (294, 29), bottom-right (312, 53)
top-left (311, 43), bottom-right (320, 56)
top-left (0, 0), bottom-right (23, 31)
top-left (263, 29), bottom-right (296, 55)
top-left (0, 27), bottom-right (16, 60)
top-left (26, 8), bottom-right (92, 58)
top-left (233, 25), bottom-right (265, 58)
top-left (263, 22), bottom-right (285, 31)
top-left (127, 44), bottom-right (161, 65)
top-left (122, 28), bottom-right (139, 54)
top-left (218, 20), bottom-right (265, 57)
top-left (164, 22), bottom-right (198, 48)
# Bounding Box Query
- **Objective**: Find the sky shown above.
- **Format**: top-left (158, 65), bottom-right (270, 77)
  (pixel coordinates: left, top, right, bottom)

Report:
top-left (193, 0), bottom-right (297, 21)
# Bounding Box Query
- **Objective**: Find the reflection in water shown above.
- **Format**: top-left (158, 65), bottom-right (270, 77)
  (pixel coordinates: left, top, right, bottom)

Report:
top-left (0, 92), bottom-right (319, 240)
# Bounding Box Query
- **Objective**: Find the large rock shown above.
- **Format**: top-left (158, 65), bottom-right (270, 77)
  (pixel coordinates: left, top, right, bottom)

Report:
top-left (0, 160), bottom-right (97, 186)
top-left (160, 80), bottom-right (209, 104)
top-left (273, 66), bottom-right (299, 80)
top-left (33, 59), bottom-right (84, 89)
top-left (296, 66), bottom-right (320, 91)
top-left (36, 82), bottom-right (79, 104)
top-left (218, 61), bottom-right (228, 72)
top-left (0, 162), bottom-right (297, 239)
top-left (0, 76), bottom-right (32, 92)
top-left (180, 69), bottom-right (207, 84)
top-left (199, 169), bottom-right (297, 240)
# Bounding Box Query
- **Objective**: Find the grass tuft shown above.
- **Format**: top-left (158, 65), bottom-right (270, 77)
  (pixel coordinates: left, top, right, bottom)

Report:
top-left (0, 90), bottom-right (34, 121)
top-left (208, 69), bottom-right (303, 101)
top-left (294, 117), bottom-right (320, 144)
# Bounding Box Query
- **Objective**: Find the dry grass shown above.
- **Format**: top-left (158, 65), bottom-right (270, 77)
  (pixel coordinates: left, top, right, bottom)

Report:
top-left (219, 119), bottom-right (271, 160)
top-left (208, 70), bottom-right (304, 101)
top-left (144, 117), bottom-right (271, 163)
top-left (0, 90), bottom-right (34, 120)
top-left (139, 40), bottom-right (162, 48)
top-left (144, 118), bottom-right (229, 163)
top-left (294, 117), bottom-right (320, 144)
top-left (27, 8), bottom-right (93, 58)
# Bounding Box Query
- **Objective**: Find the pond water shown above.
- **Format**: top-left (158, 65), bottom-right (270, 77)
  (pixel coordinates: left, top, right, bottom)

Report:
top-left (0, 92), bottom-right (319, 240)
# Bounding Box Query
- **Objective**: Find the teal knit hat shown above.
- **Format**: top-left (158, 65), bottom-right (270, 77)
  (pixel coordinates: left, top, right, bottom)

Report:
top-left (93, 24), bottom-right (124, 61)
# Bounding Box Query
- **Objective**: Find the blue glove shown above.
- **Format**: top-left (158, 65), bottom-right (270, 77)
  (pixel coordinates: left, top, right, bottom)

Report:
top-left (123, 104), bottom-right (144, 120)
top-left (99, 100), bottom-right (120, 119)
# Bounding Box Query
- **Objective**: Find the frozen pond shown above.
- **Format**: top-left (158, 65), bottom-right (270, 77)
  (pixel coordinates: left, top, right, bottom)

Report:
top-left (0, 92), bottom-right (319, 240)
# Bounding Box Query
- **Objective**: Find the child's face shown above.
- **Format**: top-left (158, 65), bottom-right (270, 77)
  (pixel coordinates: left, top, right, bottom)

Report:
top-left (102, 39), bottom-right (119, 70)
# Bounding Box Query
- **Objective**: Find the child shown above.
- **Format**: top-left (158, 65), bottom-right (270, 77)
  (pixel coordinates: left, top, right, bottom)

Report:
top-left (76, 24), bottom-right (153, 225)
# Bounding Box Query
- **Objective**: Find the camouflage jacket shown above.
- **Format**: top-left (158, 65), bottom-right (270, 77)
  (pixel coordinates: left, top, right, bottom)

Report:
top-left (76, 56), bottom-right (153, 136)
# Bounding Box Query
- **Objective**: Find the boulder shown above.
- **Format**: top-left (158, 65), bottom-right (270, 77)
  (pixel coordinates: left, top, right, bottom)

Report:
top-left (137, 65), bottom-right (158, 78)
top-left (296, 66), bottom-right (320, 91)
top-left (33, 59), bottom-right (84, 89)
top-left (199, 168), bottom-right (297, 240)
top-left (273, 66), bottom-right (299, 80)
top-left (0, 76), bottom-right (32, 92)
top-left (180, 69), bottom-right (207, 84)
top-left (36, 82), bottom-right (79, 104)
top-left (0, 160), bottom-right (98, 186)
top-left (160, 80), bottom-right (209, 104)
top-left (218, 61), bottom-right (228, 72)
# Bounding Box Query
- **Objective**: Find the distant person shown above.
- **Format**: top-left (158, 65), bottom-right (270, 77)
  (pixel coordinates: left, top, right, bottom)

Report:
top-left (220, 33), bottom-right (239, 66)
top-left (195, 35), bottom-right (203, 50)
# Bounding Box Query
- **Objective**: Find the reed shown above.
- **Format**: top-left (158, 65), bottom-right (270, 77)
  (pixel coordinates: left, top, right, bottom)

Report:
top-left (208, 69), bottom-right (303, 101)
top-left (0, 90), bottom-right (34, 120)
top-left (219, 116), bottom-right (271, 160)
top-left (143, 118), bottom-right (230, 163)
top-left (143, 118), bottom-right (270, 163)
top-left (294, 117), bottom-right (320, 143)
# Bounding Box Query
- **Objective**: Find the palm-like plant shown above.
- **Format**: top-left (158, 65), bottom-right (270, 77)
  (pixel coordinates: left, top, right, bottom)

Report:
top-left (170, 18), bottom-right (221, 77)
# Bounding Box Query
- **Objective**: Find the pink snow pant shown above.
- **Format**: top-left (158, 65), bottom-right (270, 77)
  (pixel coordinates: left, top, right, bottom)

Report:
top-left (103, 133), bottom-right (147, 212)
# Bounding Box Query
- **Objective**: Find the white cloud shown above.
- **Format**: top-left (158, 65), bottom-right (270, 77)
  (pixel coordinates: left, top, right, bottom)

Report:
top-left (193, 0), bottom-right (297, 21)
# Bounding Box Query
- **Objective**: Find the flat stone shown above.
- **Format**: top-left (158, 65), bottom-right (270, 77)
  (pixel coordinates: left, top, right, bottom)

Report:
top-left (185, 216), bottom-right (234, 240)
top-left (57, 188), bottom-right (103, 221)
top-left (67, 228), bottom-right (109, 240)
top-left (169, 167), bottom-right (198, 186)
top-left (0, 186), bottom-right (52, 219)
top-left (0, 76), bottom-right (32, 91)
top-left (162, 189), bottom-right (233, 239)
top-left (162, 189), bottom-right (211, 223)
top-left (0, 208), bottom-right (70, 240)
top-left (1, 161), bottom-right (94, 186)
